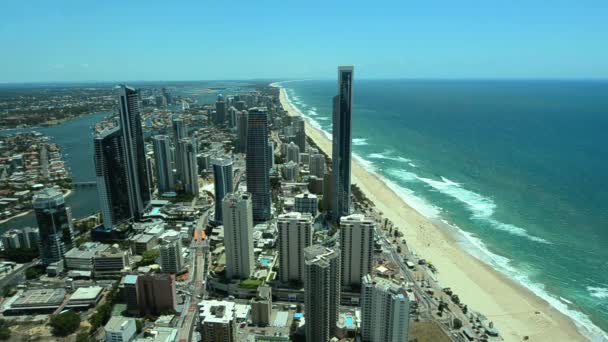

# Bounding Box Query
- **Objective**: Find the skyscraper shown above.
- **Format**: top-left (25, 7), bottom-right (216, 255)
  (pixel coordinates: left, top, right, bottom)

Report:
top-left (94, 126), bottom-right (131, 229)
top-left (277, 212), bottom-right (313, 284)
top-left (222, 192), bottom-right (254, 279)
top-left (215, 95), bottom-right (226, 125)
top-left (361, 274), bottom-right (410, 342)
top-left (159, 231), bottom-right (183, 274)
top-left (246, 107), bottom-right (271, 221)
top-left (304, 245), bottom-right (341, 341)
top-left (33, 188), bottom-right (74, 265)
top-left (285, 142), bottom-right (300, 164)
top-left (340, 214), bottom-right (375, 287)
top-left (172, 116), bottom-right (187, 181)
top-left (293, 116), bottom-right (306, 152)
top-left (331, 66), bottom-right (354, 221)
top-left (152, 135), bottom-right (175, 194)
top-left (309, 153), bottom-right (326, 178)
top-left (136, 273), bottom-right (177, 316)
top-left (117, 85), bottom-right (151, 219)
top-left (267, 139), bottom-right (274, 170)
top-left (236, 110), bottom-right (248, 153)
top-left (178, 138), bottom-right (199, 196)
top-left (212, 158), bottom-right (234, 223)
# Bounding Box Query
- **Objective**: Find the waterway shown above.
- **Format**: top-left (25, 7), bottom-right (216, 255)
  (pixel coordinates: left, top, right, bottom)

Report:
top-left (0, 112), bottom-right (111, 232)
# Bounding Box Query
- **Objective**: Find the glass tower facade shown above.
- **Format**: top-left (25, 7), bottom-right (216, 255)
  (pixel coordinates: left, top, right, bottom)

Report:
top-left (33, 188), bottom-right (74, 265)
top-left (246, 107), bottom-right (271, 221)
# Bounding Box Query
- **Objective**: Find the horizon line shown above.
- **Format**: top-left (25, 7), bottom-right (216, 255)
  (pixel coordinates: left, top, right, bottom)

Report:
top-left (2, 77), bottom-right (608, 85)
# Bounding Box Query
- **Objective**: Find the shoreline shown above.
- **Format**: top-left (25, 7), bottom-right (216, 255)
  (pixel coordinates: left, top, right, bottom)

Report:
top-left (275, 85), bottom-right (588, 341)
top-left (0, 188), bottom-right (73, 226)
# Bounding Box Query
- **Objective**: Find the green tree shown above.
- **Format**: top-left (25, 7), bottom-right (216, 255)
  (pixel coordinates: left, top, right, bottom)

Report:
top-left (25, 266), bottom-right (43, 280)
top-left (0, 247), bottom-right (39, 263)
top-left (136, 320), bottom-right (144, 334)
top-left (0, 319), bottom-right (11, 340)
top-left (75, 330), bottom-right (92, 342)
top-left (138, 249), bottom-right (160, 267)
top-left (453, 318), bottom-right (463, 330)
top-left (49, 311), bottom-right (81, 337)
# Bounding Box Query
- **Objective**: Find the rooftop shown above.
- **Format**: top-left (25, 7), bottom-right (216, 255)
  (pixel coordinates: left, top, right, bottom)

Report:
top-left (105, 316), bottom-right (136, 332)
top-left (198, 300), bottom-right (236, 324)
top-left (69, 286), bottom-right (103, 301)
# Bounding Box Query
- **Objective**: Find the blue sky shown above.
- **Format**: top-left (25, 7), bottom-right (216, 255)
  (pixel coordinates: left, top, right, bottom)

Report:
top-left (1, 0), bottom-right (607, 82)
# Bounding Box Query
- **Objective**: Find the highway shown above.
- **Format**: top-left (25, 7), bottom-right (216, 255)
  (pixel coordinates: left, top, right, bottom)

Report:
top-left (177, 211), bottom-right (209, 342)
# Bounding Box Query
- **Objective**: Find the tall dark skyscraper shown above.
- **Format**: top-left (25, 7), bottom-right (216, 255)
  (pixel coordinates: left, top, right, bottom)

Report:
top-left (94, 126), bottom-right (132, 229)
top-left (172, 116), bottom-right (187, 182)
top-left (215, 95), bottom-right (226, 125)
top-left (293, 116), bottom-right (306, 152)
top-left (152, 135), bottom-right (175, 194)
top-left (117, 85), bottom-right (151, 219)
top-left (246, 107), bottom-right (271, 221)
top-left (33, 188), bottom-right (74, 265)
top-left (236, 110), bottom-right (248, 153)
top-left (212, 158), bottom-right (234, 223)
top-left (178, 138), bottom-right (199, 196)
top-left (331, 66), bottom-right (354, 222)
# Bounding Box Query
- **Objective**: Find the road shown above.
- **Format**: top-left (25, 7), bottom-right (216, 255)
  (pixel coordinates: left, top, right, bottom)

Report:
top-left (0, 260), bottom-right (38, 290)
top-left (177, 211), bottom-right (209, 342)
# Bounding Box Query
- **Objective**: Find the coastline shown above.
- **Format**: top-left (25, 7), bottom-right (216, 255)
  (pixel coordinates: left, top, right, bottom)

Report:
top-left (276, 86), bottom-right (587, 341)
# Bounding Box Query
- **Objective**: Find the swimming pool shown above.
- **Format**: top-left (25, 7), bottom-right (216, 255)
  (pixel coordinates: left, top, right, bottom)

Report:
top-left (259, 256), bottom-right (273, 267)
top-left (345, 316), bottom-right (354, 327)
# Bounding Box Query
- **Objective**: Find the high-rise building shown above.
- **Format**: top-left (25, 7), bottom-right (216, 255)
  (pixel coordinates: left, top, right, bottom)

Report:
top-left (285, 142), bottom-right (300, 164)
top-left (152, 135), bottom-right (175, 194)
top-left (236, 110), bottom-right (248, 153)
top-left (267, 139), bottom-right (274, 169)
top-left (172, 116), bottom-right (187, 181)
top-left (304, 245), bottom-right (341, 341)
top-left (178, 138), bottom-right (199, 196)
top-left (277, 212), bottom-right (313, 284)
top-left (246, 107), bottom-right (271, 221)
top-left (33, 188), bottom-right (74, 265)
top-left (294, 193), bottom-right (318, 217)
top-left (1, 227), bottom-right (39, 250)
top-left (198, 300), bottom-right (236, 342)
top-left (94, 126), bottom-right (132, 229)
top-left (282, 161), bottom-right (299, 181)
top-left (161, 87), bottom-right (172, 105)
top-left (215, 95), bottom-right (226, 125)
top-left (340, 214), bottom-right (375, 287)
top-left (309, 153), bottom-right (326, 178)
top-left (361, 274), bottom-right (410, 342)
top-left (159, 231), bottom-right (183, 274)
top-left (322, 171), bottom-right (333, 212)
top-left (222, 192), bottom-right (254, 279)
top-left (172, 117), bottom-right (187, 142)
top-left (250, 286), bottom-right (272, 326)
top-left (331, 66), bottom-right (354, 221)
top-left (135, 273), bottom-right (177, 316)
top-left (212, 158), bottom-right (233, 223)
top-left (293, 116), bottom-right (306, 152)
top-left (117, 85), bottom-right (151, 219)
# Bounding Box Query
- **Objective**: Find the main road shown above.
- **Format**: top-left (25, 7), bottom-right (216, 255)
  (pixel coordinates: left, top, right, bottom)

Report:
top-left (178, 211), bottom-right (209, 342)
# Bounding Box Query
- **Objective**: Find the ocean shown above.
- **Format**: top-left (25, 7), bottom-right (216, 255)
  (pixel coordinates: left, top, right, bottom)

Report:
top-left (278, 79), bottom-right (608, 341)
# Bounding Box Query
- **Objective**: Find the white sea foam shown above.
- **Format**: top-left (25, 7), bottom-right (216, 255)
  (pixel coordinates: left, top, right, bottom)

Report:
top-left (408, 162), bottom-right (417, 167)
top-left (588, 287), bottom-right (608, 300)
top-left (353, 138), bottom-right (368, 146)
top-left (417, 176), bottom-right (550, 244)
top-left (274, 81), bottom-right (608, 341)
top-left (368, 151), bottom-right (411, 163)
top-left (447, 220), bottom-right (608, 342)
top-left (353, 154), bottom-right (376, 172)
top-left (307, 109), bottom-right (318, 116)
top-left (386, 168), bottom-right (418, 182)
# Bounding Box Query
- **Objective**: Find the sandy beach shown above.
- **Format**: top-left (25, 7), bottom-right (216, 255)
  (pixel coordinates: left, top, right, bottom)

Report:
top-left (277, 87), bottom-right (587, 341)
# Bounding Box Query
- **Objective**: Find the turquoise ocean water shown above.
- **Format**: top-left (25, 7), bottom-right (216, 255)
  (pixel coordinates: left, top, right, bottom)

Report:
top-left (277, 79), bottom-right (608, 341)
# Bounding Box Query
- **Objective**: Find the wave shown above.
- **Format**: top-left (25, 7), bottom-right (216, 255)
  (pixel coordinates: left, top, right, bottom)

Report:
top-left (368, 151), bottom-right (411, 163)
top-left (353, 138), bottom-right (368, 146)
top-left (417, 176), bottom-right (550, 244)
top-left (445, 219), bottom-right (608, 342)
top-left (588, 286), bottom-right (608, 300)
top-left (307, 109), bottom-right (318, 116)
top-left (275, 81), bottom-right (608, 341)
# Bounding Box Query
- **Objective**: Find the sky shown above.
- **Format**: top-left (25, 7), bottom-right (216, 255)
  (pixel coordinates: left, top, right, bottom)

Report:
top-left (1, 0), bottom-right (607, 82)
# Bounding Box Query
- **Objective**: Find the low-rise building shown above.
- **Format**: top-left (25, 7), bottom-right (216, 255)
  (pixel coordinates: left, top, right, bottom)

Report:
top-left (67, 286), bottom-right (104, 309)
top-left (105, 316), bottom-right (137, 342)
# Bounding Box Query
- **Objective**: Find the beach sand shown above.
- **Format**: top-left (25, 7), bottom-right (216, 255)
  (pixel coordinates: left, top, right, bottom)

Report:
top-left (278, 87), bottom-right (587, 342)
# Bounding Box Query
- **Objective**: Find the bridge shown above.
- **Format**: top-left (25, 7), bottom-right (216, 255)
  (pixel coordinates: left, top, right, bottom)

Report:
top-left (72, 181), bottom-right (97, 188)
